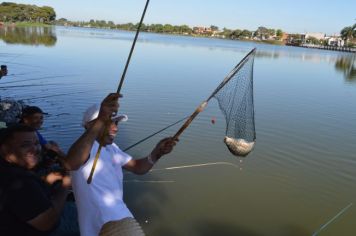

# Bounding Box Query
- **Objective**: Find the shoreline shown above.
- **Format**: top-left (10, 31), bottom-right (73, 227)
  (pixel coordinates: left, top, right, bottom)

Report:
top-left (1, 21), bottom-right (285, 46)
top-left (1, 22), bottom-right (355, 52)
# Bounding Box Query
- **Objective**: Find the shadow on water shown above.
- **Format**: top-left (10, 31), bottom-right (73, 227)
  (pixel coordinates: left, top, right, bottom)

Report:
top-left (0, 26), bottom-right (57, 46)
top-left (335, 55), bottom-right (356, 82)
top-left (124, 176), bottom-right (311, 236)
top-left (188, 220), bottom-right (262, 236)
top-left (123, 172), bottom-right (170, 222)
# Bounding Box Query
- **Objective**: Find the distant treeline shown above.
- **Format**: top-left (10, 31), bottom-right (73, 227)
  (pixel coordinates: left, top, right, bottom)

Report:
top-left (0, 2), bottom-right (284, 42)
top-left (0, 2), bottom-right (56, 23)
top-left (57, 18), bottom-right (194, 34)
top-left (56, 18), bottom-right (284, 41)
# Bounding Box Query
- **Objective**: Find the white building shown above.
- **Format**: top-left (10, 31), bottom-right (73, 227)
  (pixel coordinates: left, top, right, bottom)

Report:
top-left (302, 32), bottom-right (326, 41)
top-left (326, 37), bottom-right (345, 47)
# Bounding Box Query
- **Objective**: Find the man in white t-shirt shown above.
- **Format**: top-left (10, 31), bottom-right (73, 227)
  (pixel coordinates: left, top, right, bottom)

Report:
top-left (62, 93), bottom-right (176, 236)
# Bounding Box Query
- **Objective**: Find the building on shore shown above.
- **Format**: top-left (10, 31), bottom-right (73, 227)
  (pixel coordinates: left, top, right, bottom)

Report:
top-left (193, 26), bottom-right (215, 35)
top-left (326, 36), bottom-right (345, 47)
top-left (302, 32), bottom-right (326, 41)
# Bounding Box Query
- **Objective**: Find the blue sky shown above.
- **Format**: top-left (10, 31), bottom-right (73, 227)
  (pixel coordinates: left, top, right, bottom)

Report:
top-left (9, 0), bottom-right (356, 35)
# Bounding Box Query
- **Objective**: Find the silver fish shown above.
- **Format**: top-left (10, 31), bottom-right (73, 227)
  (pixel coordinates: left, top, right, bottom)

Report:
top-left (224, 136), bottom-right (255, 157)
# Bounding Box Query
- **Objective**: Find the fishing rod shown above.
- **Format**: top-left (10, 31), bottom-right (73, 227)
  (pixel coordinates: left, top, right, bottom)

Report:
top-left (2, 61), bottom-right (46, 68)
top-left (19, 89), bottom-right (98, 101)
top-left (1, 53), bottom-right (45, 81)
top-left (0, 74), bottom-right (80, 85)
top-left (1, 53), bottom-right (24, 77)
top-left (123, 115), bottom-right (189, 152)
top-left (0, 83), bottom-right (63, 89)
top-left (312, 203), bottom-right (353, 236)
top-left (1, 52), bottom-right (26, 64)
top-left (87, 0), bottom-right (150, 184)
top-left (6, 71), bottom-right (41, 77)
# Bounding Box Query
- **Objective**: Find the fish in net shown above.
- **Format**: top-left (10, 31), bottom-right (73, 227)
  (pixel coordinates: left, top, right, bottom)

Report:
top-left (173, 48), bottom-right (256, 157)
top-left (214, 49), bottom-right (256, 156)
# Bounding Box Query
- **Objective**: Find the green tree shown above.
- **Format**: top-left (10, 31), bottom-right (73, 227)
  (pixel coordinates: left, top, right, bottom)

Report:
top-left (41, 6), bottom-right (56, 22)
top-left (341, 26), bottom-right (353, 40)
top-left (340, 24), bottom-right (355, 46)
top-left (276, 29), bottom-right (283, 37)
top-left (108, 21), bottom-right (115, 29)
top-left (240, 29), bottom-right (252, 39)
top-left (268, 28), bottom-right (275, 37)
top-left (220, 27), bottom-right (232, 38)
top-left (178, 25), bottom-right (192, 34)
top-left (230, 29), bottom-right (242, 39)
top-left (306, 36), bottom-right (321, 45)
top-left (254, 26), bottom-right (277, 39)
top-left (210, 25), bottom-right (219, 31)
top-left (0, 2), bottom-right (56, 23)
top-left (254, 26), bottom-right (267, 39)
top-left (162, 24), bottom-right (174, 33)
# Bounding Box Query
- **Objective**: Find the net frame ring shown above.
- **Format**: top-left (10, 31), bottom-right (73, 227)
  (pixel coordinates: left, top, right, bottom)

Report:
top-left (224, 136), bottom-right (255, 157)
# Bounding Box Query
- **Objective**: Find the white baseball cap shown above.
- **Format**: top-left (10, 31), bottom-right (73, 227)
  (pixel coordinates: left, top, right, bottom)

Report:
top-left (82, 104), bottom-right (128, 127)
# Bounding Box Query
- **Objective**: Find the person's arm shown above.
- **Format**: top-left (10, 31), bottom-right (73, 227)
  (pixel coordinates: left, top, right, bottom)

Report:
top-left (124, 137), bottom-right (176, 175)
top-left (27, 182), bottom-right (69, 231)
top-left (44, 141), bottom-right (66, 157)
top-left (62, 93), bottom-right (120, 171)
top-left (9, 178), bottom-right (69, 232)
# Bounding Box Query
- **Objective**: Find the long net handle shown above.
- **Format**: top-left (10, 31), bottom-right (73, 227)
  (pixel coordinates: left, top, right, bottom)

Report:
top-left (87, 0), bottom-right (150, 184)
top-left (86, 145), bottom-right (102, 184)
top-left (87, 119), bottom-right (110, 184)
top-left (173, 101), bottom-right (208, 140)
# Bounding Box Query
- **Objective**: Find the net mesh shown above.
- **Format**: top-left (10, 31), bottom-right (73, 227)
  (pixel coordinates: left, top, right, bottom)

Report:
top-left (213, 49), bottom-right (256, 156)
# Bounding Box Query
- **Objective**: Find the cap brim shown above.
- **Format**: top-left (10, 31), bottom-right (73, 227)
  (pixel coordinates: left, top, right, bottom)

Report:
top-left (112, 114), bottom-right (128, 123)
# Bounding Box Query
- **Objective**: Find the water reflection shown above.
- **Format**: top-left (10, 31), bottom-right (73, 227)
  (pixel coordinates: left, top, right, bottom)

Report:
top-left (0, 26), bottom-right (56, 46)
top-left (256, 49), bottom-right (356, 82)
top-left (255, 48), bottom-right (348, 64)
top-left (335, 56), bottom-right (356, 82)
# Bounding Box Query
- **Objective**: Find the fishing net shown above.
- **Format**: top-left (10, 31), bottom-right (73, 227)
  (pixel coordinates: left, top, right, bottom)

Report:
top-left (173, 48), bottom-right (256, 157)
top-left (214, 49), bottom-right (256, 156)
top-left (123, 48), bottom-right (257, 158)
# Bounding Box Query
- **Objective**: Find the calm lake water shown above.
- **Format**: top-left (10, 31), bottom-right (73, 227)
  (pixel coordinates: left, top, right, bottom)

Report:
top-left (1, 26), bottom-right (356, 236)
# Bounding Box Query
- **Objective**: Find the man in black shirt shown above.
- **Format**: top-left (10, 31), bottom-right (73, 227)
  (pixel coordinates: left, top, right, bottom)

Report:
top-left (0, 125), bottom-right (69, 236)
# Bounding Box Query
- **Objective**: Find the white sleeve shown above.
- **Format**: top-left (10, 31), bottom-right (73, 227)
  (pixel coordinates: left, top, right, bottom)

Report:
top-left (111, 143), bottom-right (132, 167)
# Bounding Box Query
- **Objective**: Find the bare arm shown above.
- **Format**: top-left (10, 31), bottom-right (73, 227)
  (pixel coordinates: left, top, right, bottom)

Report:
top-left (124, 137), bottom-right (176, 175)
top-left (123, 157), bottom-right (154, 175)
